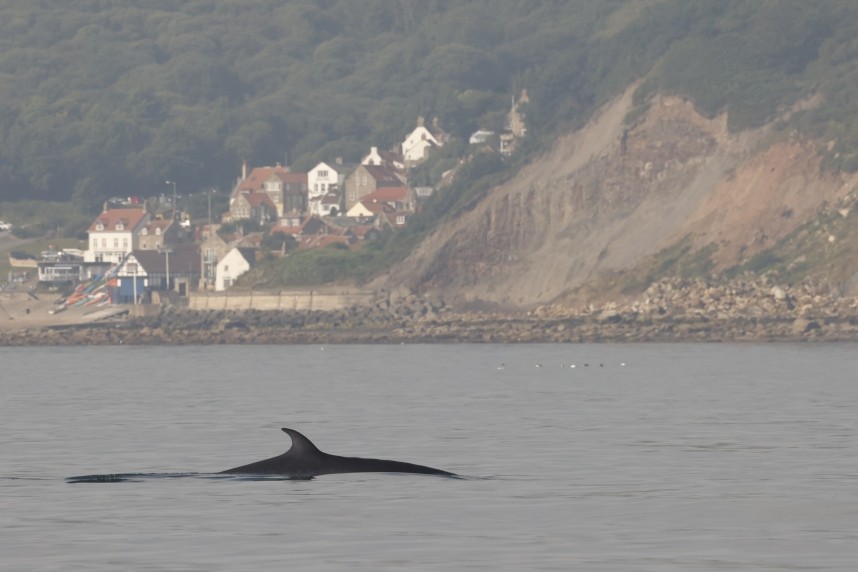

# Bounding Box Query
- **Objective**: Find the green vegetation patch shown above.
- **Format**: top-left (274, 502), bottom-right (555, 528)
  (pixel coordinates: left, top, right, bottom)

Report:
top-left (724, 197), bottom-right (858, 285)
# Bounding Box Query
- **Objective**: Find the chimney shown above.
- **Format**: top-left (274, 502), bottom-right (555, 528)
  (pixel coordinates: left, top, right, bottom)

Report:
top-left (336, 157), bottom-right (343, 165)
top-left (417, 115), bottom-right (425, 127)
top-left (242, 160), bottom-right (248, 180)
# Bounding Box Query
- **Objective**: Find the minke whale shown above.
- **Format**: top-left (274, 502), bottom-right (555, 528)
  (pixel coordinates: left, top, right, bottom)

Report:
top-left (220, 427), bottom-right (455, 478)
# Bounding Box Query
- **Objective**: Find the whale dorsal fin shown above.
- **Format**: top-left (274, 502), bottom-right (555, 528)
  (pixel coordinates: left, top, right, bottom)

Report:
top-left (281, 427), bottom-right (322, 456)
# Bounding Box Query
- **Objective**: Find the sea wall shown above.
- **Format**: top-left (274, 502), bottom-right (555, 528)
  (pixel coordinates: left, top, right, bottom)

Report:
top-left (4, 278), bottom-right (858, 345)
top-left (187, 288), bottom-right (377, 311)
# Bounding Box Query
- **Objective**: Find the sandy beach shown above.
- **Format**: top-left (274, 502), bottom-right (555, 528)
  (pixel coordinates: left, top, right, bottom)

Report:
top-left (0, 292), bottom-right (117, 331)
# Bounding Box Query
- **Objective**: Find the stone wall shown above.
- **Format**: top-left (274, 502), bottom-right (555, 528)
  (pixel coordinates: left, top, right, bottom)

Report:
top-left (187, 288), bottom-right (377, 312)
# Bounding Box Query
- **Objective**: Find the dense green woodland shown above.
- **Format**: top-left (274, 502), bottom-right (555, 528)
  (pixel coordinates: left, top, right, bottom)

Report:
top-left (3, 0), bottom-right (858, 214)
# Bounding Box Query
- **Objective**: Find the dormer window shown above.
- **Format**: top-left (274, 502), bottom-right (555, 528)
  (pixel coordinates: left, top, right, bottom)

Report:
top-left (95, 222), bottom-right (104, 231)
top-left (141, 228), bottom-right (148, 235)
top-left (155, 227), bottom-right (161, 236)
top-left (116, 221), bottom-right (124, 231)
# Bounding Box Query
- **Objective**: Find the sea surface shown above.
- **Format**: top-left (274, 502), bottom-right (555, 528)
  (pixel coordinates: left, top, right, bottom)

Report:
top-left (1, 343), bottom-right (857, 571)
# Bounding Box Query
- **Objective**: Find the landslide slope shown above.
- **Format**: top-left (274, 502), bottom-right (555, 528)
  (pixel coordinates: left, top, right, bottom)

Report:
top-left (379, 86), bottom-right (858, 309)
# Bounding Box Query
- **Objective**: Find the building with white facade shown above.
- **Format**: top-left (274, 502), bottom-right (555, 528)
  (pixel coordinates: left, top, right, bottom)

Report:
top-left (215, 247), bottom-right (256, 291)
top-left (401, 116), bottom-right (446, 166)
top-left (307, 161), bottom-right (350, 216)
top-left (84, 208), bottom-right (150, 263)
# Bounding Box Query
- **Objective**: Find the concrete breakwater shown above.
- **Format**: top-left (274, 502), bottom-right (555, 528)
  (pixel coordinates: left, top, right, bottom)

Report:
top-left (2, 279), bottom-right (858, 345)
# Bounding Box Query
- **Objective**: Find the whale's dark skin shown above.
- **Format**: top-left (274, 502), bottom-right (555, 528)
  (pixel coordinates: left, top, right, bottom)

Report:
top-left (220, 428), bottom-right (455, 478)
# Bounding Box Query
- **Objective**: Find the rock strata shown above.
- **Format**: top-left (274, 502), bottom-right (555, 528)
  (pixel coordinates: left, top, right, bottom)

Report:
top-left (2, 280), bottom-right (858, 346)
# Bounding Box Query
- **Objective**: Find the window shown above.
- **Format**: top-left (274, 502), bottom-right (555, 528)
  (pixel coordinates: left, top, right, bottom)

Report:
top-left (114, 238), bottom-right (119, 248)
top-left (396, 215), bottom-right (406, 225)
top-left (101, 238), bottom-right (107, 248)
top-left (319, 169), bottom-right (329, 179)
top-left (123, 238), bottom-right (128, 248)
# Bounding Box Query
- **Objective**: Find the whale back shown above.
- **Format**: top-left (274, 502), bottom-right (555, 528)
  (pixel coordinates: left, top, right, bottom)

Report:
top-left (220, 427), bottom-right (453, 477)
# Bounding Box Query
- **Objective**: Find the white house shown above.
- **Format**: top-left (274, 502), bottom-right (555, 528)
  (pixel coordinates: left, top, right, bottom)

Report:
top-left (216, 247), bottom-right (256, 291)
top-left (84, 208), bottom-right (150, 263)
top-left (469, 129), bottom-right (495, 145)
top-left (362, 146), bottom-right (405, 171)
top-left (401, 116), bottom-right (445, 165)
top-left (307, 161), bottom-right (349, 216)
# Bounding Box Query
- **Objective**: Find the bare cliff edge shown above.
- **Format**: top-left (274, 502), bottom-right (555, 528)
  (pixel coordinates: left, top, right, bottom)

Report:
top-left (379, 85), bottom-right (858, 310)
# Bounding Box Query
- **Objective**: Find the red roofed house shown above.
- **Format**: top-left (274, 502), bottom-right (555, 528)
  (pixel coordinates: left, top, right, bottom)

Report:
top-left (85, 207), bottom-right (150, 263)
top-left (298, 233), bottom-right (356, 251)
top-left (230, 162), bottom-right (308, 217)
top-left (229, 191), bottom-right (277, 225)
top-left (343, 164), bottom-right (407, 212)
top-left (270, 215), bottom-right (330, 241)
top-left (271, 211), bottom-right (305, 237)
top-left (346, 186), bottom-right (414, 218)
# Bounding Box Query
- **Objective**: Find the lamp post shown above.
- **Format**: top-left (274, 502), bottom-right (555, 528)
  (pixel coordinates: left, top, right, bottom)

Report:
top-left (131, 262), bottom-right (137, 305)
top-left (159, 246), bottom-right (173, 291)
top-left (206, 188), bottom-right (217, 289)
top-left (165, 180), bottom-right (177, 218)
top-left (207, 188), bottom-right (216, 229)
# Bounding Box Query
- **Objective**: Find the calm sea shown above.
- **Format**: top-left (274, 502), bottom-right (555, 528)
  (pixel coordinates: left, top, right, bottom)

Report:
top-left (1, 343), bottom-right (857, 571)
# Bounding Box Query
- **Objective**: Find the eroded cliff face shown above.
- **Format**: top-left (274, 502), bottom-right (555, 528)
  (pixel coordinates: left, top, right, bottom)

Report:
top-left (379, 85), bottom-right (858, 310)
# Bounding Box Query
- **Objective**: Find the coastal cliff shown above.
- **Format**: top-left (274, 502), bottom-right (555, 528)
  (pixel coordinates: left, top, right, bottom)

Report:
top-left (378, 86), bottom-right (858, 310)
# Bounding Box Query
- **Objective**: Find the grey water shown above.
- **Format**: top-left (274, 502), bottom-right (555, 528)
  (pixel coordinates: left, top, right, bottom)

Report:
top-left (1, 343), bottom-right (857, 571)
